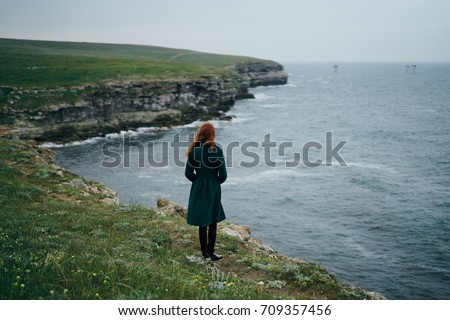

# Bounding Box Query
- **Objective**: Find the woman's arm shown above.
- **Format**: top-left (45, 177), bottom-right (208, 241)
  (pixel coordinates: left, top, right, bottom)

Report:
top-left (185, 153), bottom-right (196, 182)
top-left (217, 148), bottom-right (227, 184)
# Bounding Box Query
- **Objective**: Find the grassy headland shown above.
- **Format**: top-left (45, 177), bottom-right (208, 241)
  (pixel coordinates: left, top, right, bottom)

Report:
top-left (0, 38), bottom-right (257, 110)
top-left (0, 38), bottom-right (258, 87)
top-left (0, 138), bottom-right (374, 299)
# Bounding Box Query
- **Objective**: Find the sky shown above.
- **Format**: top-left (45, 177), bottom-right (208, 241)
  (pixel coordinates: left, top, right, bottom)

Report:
top-left (0, 0), bottom-right (449, 62)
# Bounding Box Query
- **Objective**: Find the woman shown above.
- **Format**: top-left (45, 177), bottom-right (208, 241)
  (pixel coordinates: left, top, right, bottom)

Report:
top-left (185, 122), bottom-right (227, 261)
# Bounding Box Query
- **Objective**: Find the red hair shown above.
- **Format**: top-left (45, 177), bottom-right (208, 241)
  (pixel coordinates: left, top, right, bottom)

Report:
top-left (186, 122), bottom-right (216, 157)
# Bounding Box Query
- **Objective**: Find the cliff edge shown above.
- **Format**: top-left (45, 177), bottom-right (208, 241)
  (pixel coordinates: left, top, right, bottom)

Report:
top-left (0, 138), bottom-right (383, 299)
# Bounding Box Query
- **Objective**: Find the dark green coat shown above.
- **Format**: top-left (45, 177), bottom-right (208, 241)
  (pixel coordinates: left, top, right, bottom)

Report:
top-left (185, 143), bottom-right (227, 227)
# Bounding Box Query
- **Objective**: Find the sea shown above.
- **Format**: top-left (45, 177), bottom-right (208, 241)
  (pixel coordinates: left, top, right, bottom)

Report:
top-left (52, 62), bottom-right (450, 299)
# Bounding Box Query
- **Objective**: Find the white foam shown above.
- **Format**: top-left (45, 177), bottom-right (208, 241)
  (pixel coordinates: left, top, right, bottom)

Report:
top-left (179, 120), bottom-right (204, 128)
top-left (39, 142), bottom-right (63, 148)
top-left (258, 103), bottom-right (281, 109)
top-left (230, 116), bottom-right (254, 123)
top-left (105, 126), bottom-right (159, 138)
top-left (253, 93), bottom-right (273, 100)
top-left (103, 132), bottom-right (118, 139)
top-left (136, 126), bottom-right (158, 133)
top-left (346, 238), bottom-right (392, 262)
top-left (39, 136), bottom-right (104, 148)
top-left (179, 119), bottom-right (225, 129)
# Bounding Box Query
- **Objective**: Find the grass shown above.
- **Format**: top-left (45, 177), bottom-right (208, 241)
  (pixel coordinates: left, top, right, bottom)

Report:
top-left (0, 38), bottom-right (258, 88)
top-left (0, 138), bottom-right (373, 300)
top-left (0, 38), bottom-right (259, 110)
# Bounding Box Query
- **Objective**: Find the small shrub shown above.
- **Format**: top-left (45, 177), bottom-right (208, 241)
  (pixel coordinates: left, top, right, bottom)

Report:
top-left (267, 280), bottom-right (286, 289)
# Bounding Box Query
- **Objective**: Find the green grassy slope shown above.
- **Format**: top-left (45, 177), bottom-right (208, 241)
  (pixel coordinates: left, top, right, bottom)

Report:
top-left (0, 138), bottom-right (373, 299)
top-left (0, 38), bottom-right (259, 88)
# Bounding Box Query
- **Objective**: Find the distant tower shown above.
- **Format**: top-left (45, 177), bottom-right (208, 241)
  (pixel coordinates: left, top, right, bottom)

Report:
top-left (405, 65), bottom-right (410, 73)
top-left (333, 65), bottom-right (339, 73)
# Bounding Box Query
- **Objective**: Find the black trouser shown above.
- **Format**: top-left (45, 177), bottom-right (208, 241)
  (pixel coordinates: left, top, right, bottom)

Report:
top-left (198, 223), bottom-right (217, 255)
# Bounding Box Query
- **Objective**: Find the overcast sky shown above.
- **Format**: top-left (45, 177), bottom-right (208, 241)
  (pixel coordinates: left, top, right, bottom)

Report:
top-left (1, 0), bottom-right (449, 62)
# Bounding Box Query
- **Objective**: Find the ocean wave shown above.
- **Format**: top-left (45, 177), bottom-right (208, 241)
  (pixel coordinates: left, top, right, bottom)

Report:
top-left (226, 168), bottom-right (310, 185)
top-left (39, 136), bottom-right (104, 148)
top-left (178, 115), bottom-right (255, 129)
top-left (346, 237), bottom-right (449, 275)
top-left (230, 116), bottom-right (254, 123)
top-left (309, 76), bottom-right (332, 85)
top-left (178, 119), bottom-right (225, 129)
top-left (253, 93), bottom-right (274, 100)
top-left (105, 126), bottom-right (159, 138)
top-left (257, 103), bottom-right (282, 109)
top-left (173, 179), bottom-right (189, 185)
top-left (138, 176), bottom-right (167, 182)
top-left (40, 126), bottom-right (161, 148)
top-left (347, 162), bottom-right (396, 173)
top-left (177, 119), bottom-right (203, 128)
top-left (345, 238), bottom-right (395, 263)
top-left (39, 142), bottom-right (64, 148)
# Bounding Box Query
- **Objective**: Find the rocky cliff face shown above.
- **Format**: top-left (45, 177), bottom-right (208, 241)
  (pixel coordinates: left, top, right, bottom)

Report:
top-left (0, 61), bottom-right (288, 142)
top-left (232, 60), bottom-right (288, 87)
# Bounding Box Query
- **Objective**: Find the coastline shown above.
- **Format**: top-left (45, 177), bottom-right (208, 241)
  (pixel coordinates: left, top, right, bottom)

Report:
top-left (0, 39), bottom-right (384, 299)
top-left (0, 39), bottom-right (287, 143)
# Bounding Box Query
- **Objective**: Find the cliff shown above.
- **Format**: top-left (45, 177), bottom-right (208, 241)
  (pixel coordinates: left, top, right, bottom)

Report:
top-left (232, 60), bottom-right (289, 87)
top-left (0, 45), bottom-right (288, 142)
top-left (0, 137), bottom-right (382, 299)
top-left (1, 78), bottom-right (233, 142)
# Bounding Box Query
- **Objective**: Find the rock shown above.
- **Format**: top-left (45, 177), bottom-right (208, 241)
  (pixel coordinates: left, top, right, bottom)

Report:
top-left (156, 197), bottom-right (170, 208)
top-left (102, 197), bottom-right (119, 205)
top-left (366, 291), bottom-right (387, 300)
top-left (100, 186), bottom-right (119, 205)
top-left (69, 178), bottom-right (119, 205)
top-left (156, 197), bottom-right (187, 218)
top-left (220, 224), bottom-right (251, 241)
top-left (69, 178), bottom-right (89, 192)
top-left (88, 185), bottom-right (100, 195)
top-left (232, 61), bottom-right (288, 87)
top-left (245, 236), bottom-right (276, 253)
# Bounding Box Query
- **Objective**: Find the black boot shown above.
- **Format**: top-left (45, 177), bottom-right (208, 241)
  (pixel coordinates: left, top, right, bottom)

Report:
top-left (207, 223), bottom-right (223, 261)
top-left (209, 253), bottom-right (223, 262)
top-left (199, 226), bottom-right (209, 259)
